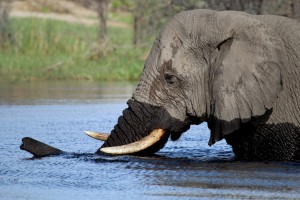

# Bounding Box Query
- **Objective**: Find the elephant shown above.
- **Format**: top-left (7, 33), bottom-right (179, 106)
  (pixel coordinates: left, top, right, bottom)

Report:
top-left (21, 9), bottom-right (300, 161)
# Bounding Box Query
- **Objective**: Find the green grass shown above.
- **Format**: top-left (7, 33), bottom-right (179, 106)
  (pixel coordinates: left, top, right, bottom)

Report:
top-left (0, 16), bottom-right (150, 83)
top-left (108, 11), bottom-right (133, 25)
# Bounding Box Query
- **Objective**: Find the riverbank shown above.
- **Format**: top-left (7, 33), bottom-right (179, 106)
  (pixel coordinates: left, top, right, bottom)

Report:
top-left (0, 9), bottom-right (150, 83)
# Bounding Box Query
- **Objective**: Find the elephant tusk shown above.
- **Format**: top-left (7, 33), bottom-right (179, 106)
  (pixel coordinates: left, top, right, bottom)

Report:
top-left (100, 129), bottom-right (166, 155)
top-left (84, 131), bottom-right (109, 141)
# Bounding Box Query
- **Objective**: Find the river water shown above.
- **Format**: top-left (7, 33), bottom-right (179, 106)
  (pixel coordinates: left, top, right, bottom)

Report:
top-left (1, 81), bottom-right (300, 200)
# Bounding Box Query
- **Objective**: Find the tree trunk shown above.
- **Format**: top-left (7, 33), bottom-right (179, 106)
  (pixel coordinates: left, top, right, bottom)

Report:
top-left (0, 2), bottom-right (14, 48)
top-left (133, 0), bottom-right (145, 45)
top-left (96, 0), bottom-right (109, 41)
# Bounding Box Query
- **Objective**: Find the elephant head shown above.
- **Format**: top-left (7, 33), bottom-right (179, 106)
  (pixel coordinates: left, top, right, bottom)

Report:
top-left (96, 9), bottom-right (288, 155)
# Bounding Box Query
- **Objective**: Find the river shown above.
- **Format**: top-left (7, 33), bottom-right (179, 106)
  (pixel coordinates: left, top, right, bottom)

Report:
top-left (1, 81), bottom-right (299, 199)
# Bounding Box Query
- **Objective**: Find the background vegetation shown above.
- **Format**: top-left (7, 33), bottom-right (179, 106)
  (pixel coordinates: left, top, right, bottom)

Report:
top-left (0, 0), bottom-right (299, 83)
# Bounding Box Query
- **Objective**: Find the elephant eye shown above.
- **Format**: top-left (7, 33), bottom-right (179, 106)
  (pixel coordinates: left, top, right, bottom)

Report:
top-left (164, 73), bottom-right (177, 84)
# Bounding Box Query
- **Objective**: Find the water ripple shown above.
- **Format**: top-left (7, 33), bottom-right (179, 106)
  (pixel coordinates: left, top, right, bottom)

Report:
top-left (1, 101), bottom-right (300, 200)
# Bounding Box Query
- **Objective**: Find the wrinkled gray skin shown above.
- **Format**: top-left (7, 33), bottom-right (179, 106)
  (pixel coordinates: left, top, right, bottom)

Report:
top-left (21, 9), bottom-right (300, 161)
top-left (101, 9), bottom-right (300, 161)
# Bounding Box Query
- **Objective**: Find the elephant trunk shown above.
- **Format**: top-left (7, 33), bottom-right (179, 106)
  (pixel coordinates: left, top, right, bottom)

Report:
top-left (20, 99), bottom-right (191, 157)
top-left (96, 99), bottom-right (171, 155)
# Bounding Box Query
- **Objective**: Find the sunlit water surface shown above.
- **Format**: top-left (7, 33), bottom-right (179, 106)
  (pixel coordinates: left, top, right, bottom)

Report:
top-left (1, 81), bottom-right (300, 200)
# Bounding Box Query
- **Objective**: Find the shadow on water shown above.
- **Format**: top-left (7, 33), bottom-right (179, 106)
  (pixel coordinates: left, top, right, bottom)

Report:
top-left (1, 80), bottom-right (300, 200)
top-left (64, 151), bottom-right (300, 172)
top-left (25, 150), bottom-right (300, 174)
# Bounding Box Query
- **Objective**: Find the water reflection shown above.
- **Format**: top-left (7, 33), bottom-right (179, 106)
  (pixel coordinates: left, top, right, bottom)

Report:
top-left (0, 80), bottom-right (136, 105)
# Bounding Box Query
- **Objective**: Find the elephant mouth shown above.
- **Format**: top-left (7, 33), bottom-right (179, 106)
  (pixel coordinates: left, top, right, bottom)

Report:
top-left (85, 129), bottom-right (169, 155)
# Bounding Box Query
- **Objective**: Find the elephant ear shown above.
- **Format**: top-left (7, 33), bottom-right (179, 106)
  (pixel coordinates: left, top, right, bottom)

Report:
top-left (208, 12), bottom-right (287, 145)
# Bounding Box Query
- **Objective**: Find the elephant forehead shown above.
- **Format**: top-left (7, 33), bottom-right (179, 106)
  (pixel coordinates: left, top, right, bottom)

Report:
top-left (158, 40), bottom-right (182, 66)
top-left (160, 33), bottom-right (181, 57)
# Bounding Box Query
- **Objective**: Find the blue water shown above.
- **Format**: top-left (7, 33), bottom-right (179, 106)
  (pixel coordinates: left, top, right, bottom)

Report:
top-left (1, 81), bottom-right (300, 200)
